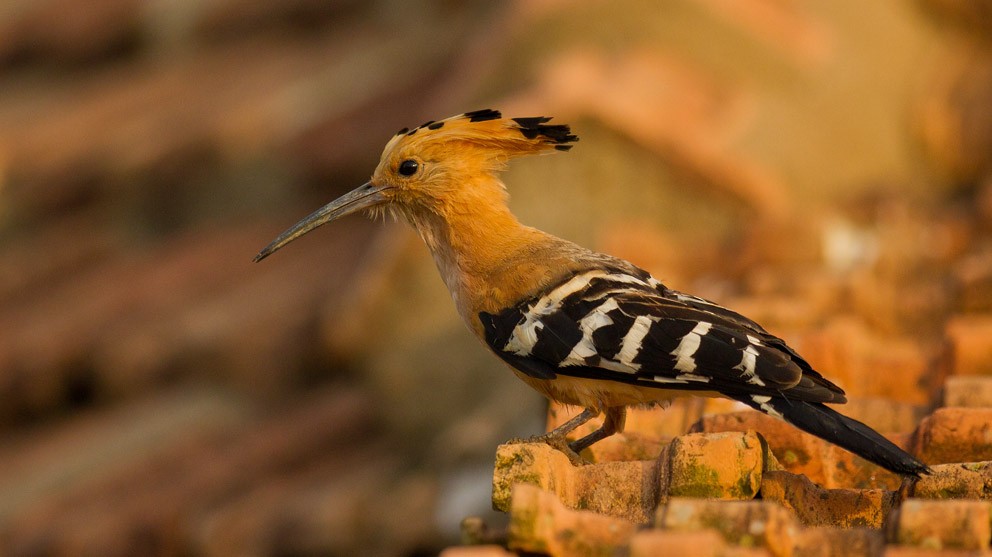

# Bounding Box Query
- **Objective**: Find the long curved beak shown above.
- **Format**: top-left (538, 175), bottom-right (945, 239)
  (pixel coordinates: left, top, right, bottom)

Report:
top-left (253, 181), bottom-right (386, 262)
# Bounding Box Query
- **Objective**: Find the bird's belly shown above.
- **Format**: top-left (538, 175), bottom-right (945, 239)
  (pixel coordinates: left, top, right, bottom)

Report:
top-left (510, 369), bottom-right (720, 409)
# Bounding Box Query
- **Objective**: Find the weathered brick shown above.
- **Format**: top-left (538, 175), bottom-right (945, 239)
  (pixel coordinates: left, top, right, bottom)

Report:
top-left (913, 407), bottom-right (992, 465)
top-left (438, 546), bottom-right (516, 557)
top-left (666, 431), bottom-right (767, 500)
top-left (508, 483), bottom-right (637, 557)
top-left (882, 547), bottom-right (987, 557)
top-left (893, 499), bottom-right (991, 551)
top-left (793, 527), bottom-right (884, 557)
top-left (760, 470), bottom-right (896, 528)
top-left (629, 529), bottom-right (727, 557)
top-left (820, 442), bottom-right (904, 491)
top-left (944, 376), bottom-right (992, 407)
top-left (492, 442), bottom-right (661, 524)
top-left (657, 498), bottom-right (799, 557)
top-left (913, 461), bottom-right (992, 500)
top-left (585, 430), bottom-right (670, 463)
top-left (692, 411), bottom-right (828, 484)
top-left (723, 548), bottom-right (775, 557)
top-left (946, 315), bottom-right (992, 376)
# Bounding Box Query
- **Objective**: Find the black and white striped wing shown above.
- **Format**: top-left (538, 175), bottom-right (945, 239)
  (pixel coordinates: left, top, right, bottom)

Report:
top-left (479, 267), bottom-right (936, 477)
top-left (479, 268), bottom-right (846, 406)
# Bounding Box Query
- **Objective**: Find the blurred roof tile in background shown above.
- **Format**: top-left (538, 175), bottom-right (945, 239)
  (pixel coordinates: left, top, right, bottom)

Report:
top-left (2, 0), bottom-right (992, 555)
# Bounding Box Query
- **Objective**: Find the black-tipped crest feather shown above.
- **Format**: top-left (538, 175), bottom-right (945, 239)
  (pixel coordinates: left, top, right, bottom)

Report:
top-left (464, 109), bottom-right (502, 122)
top-left (512, 116), bottom-right (579, 146)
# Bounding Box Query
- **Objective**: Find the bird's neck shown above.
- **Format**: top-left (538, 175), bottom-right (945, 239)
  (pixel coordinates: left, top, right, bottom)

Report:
top-left (404, 198), bottom-right (579, 326)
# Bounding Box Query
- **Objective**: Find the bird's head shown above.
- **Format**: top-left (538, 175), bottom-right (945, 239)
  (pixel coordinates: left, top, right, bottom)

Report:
top-left (253, 109), bottom-right (577, 261)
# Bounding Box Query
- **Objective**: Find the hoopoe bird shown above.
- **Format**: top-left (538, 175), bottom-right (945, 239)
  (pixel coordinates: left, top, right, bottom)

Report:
top-left (254, 109), bottom-right (930, 477)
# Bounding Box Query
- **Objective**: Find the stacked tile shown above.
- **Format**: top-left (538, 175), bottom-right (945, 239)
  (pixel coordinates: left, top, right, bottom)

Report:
top-left (462, 370), bottom-right (992, 556)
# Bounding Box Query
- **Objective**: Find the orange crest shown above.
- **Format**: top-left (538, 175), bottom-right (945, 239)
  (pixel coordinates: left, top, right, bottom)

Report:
top-left (379, 109), bottom-right (578, 173)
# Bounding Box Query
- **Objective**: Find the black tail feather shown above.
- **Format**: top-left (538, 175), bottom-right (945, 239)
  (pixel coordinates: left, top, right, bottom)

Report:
top-left (747, 396), bottom-right (931, 477)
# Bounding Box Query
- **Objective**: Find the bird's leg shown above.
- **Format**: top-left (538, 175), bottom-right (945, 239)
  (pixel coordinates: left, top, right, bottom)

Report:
top-left (510, 407), bottom-right (600, 464)
top-left (568, 406), bottom-right (626, 454)
top-left (510, 407), bottom-right (628, 465)
top-left (519, 407), bottom-right (599, 444)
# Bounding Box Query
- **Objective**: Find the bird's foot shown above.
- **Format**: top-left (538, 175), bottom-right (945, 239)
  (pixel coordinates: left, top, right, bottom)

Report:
top-left (507, 433), bottom-right (588, 466)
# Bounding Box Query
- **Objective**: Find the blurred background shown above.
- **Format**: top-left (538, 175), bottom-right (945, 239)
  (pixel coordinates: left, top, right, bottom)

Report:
top-left (1, 0), bottom-right (991, 555)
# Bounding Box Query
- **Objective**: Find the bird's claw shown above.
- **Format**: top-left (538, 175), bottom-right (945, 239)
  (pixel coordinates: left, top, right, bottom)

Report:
top-left (507, 434), bottom-right (589, 466)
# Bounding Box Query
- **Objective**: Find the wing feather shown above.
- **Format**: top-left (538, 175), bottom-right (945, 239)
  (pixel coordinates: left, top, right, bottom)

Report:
top-left (479, 268), bottom-right (846, 404)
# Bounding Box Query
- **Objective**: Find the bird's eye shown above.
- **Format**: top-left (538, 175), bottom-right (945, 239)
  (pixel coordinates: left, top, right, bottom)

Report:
top-left (398, 160), bottom-right (419, 176)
